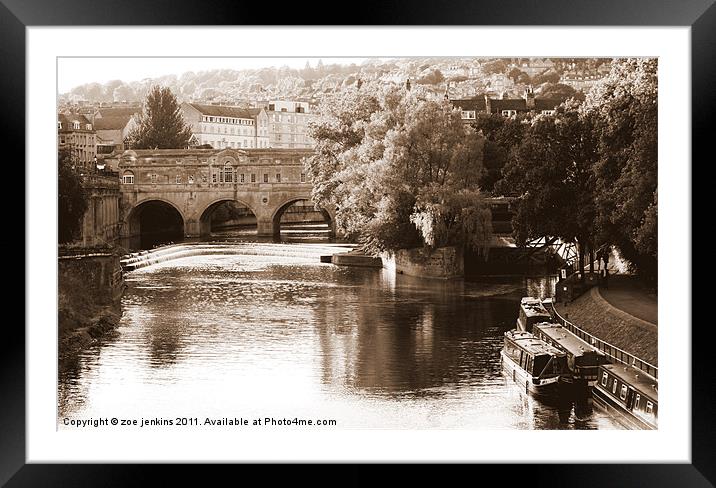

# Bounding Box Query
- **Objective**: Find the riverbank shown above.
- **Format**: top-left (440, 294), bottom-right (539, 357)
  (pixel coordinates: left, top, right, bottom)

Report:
top-left (58, 250), bottom-right (125, 367)
top-left (554, 277), bottom-right (657, 366)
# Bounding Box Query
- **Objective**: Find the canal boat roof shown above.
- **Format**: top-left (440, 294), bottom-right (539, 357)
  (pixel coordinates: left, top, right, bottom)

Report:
top-left (534, 322), bottom-right (605, 357)
top-left (505, 330), bottom-right (566, 357)
top-left (601, 364), bottom-right (658, 401)
top-left (520, 297), bottom-right (551, 317)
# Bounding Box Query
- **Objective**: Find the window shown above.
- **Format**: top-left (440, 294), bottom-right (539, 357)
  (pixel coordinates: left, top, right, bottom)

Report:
top-left (501, 110), bottom-right (517, 117)
top-left (202, 174), bottom-right (207, 183)
top-left (461, 110), bottom-right (476, 119)
top-left (150, 174), bottom-right (157, 184)
top-left (634, 394), bottom-right (641, 409)
top-left (541, 110), bottom-right (555, 115)
top-left (222, 162), bottom-right (233, 183)
top-left (86, 124), bottom-right (92, 130)
top-left (240, 173), bottom-right (245, 183)
top-left (612, 379), bottom-right (618, 394)
top-left (176, 175), bottom-right (182, 184)
top-left (188, 175), bottom-right (194, 184)
top-left (122, 171), bottom-right (134, 184)
top-left (601, 372), bottom-right (608, 387)
top-left (300, 173), bottom-right (306, 183)
top-left (263, 173), bottom-right (269, 183)
top-left (57, 121), bottom-right (62, 129)
top-left (619, 385), bottom-right (628, 401)
top-left (73, 121), bottom-right (80, 130)
top-left (646, 401), bottom-right (653, 414)
top-left (275, 173), bottom-right (281, 182)
top-left (251, 173), bottom-right (256, 183)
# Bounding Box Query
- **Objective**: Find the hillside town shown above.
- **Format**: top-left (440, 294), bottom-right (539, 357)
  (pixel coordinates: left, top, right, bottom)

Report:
top-left (58, 57), bottom-right (612, 169)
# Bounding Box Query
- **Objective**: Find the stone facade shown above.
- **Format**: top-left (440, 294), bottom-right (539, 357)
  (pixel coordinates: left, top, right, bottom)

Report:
top-left (181, 102), bottom-right (270, 149)
top-left (78, 174), bottom-right (122, 247)
top-left (58, 113), bottom-right (96, 167)
top-left (388, 246), bottom-right (465, 279)
top-left (112, 147), bottom-right (334, 244)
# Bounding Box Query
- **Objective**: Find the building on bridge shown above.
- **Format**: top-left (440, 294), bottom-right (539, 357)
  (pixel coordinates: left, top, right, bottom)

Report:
top-left (181, 103), bottom-right (270, 150)
top-left (110, 147), bottom-right (334, 249)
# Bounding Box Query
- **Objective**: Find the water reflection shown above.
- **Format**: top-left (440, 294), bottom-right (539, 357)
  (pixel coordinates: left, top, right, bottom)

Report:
top-left (58, 243), bottom-right (621, 430)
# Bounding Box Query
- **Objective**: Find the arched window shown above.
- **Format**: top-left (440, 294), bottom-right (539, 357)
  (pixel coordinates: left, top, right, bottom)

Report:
top-left (222, 161), bottom-right (234, 183)
top-left (122, 171), bottom-right (134, 184)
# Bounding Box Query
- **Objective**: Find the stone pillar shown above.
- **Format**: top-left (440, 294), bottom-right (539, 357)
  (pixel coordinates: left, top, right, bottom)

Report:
top-left (184, 219), bottom-right (201, 238)
top-left (256, 218), bottom-right (274, 237)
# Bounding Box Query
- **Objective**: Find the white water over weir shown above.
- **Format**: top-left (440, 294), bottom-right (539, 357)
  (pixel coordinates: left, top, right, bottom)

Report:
top-left (120, 242), bottom-right (356, 272)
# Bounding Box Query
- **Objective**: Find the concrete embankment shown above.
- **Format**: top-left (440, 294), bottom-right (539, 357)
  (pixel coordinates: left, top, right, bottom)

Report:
top-left (554, 285), bottom-right (658, 366)
top-left (58, 250), bottom-right (125, 366)
top-left (331, 250), bottom-right (383, 268)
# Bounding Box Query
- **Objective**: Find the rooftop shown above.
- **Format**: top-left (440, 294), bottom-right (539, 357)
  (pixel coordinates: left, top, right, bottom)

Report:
top-left (533, 322), bottom-right (605, 357)
top-left (602, 363), bottom-right (658, 400)
top-left (184, 102), bottom-right (262, 119)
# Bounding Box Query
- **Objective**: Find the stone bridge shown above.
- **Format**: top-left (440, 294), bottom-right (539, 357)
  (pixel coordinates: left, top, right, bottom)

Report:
top-left (113, 148), bottom-right (334, 247)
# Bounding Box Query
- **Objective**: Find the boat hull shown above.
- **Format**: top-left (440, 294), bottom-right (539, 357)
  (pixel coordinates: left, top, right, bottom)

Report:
top-left (500, 350), bottom-right (561, 400)
top-left (592, 386), bottom-right (657, 430)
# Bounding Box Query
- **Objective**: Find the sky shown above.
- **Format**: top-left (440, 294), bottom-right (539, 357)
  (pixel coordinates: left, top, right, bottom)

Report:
top-left (57, 57), bottom-right (376, 93)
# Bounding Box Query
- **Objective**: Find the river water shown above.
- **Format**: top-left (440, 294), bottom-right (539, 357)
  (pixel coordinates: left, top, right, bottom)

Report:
top-left (58, 242), bottom-right (620, 430)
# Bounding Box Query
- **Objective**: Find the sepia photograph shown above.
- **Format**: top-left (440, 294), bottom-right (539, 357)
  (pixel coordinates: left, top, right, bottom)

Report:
top-left (56, 55), bottom-right (659, 432)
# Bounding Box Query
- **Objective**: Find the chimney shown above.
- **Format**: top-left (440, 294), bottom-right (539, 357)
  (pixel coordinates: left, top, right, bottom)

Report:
top-left (524, 85), bottom-right (535, 109)
top-left (484, 94), bottom-right (492, 114)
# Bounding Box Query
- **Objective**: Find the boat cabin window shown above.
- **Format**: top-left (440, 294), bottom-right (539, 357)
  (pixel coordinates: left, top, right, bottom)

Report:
top-left (533, 355), bottom-right (550, 376)
top-left (620, 385), bottom-right (628, 401)
top-left (634, 394), bottom-right (641, 409)
top-left (601, 371), bottom-right (608, 387)
top-left (612, 379), bottom-right (618, 394)
top-left (646, 401), bottom-right (653, 414)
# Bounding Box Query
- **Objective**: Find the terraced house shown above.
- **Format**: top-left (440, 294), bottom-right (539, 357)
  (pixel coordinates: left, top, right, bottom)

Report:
top-left (181, 102), bottom-right (270, 150)
top-left (58, 113), bottom-right (96, 166)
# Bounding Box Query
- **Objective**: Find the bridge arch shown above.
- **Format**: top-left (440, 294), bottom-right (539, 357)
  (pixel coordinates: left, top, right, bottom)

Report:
top-left (199, 198), bottom-right (258, 237)
top-left (127, 198), bottom-right (186, 250)
top-left (271, 197), bottom-right (335, 240)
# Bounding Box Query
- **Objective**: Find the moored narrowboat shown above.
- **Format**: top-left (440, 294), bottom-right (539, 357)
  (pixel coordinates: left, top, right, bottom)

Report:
top-left (516, 297), bottom-right (552, 332)
top-left (500, 329), bottom-right (567, 400)
top-left (592, 364), bottom-right (658, 430)
top-left (533, 322), bottom-right (608, 386)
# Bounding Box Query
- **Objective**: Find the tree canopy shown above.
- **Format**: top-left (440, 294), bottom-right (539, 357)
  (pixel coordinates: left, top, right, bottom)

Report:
top-left (584, 58), bottom-right (658, 279)
top-left (126, 85), bottom-right (193, 149)
top-left (58, 148), bottom-right (88, 244)
top-left (307, 84), bottom-right (492, 255)
top-left (487, 59), bottom-right (657, 280)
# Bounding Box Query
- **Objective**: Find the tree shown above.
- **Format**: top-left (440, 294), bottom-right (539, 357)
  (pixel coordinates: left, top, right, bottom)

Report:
top-left (584, 59), bottom-right (658, 281)
top-left (532, 70), bottom-right (561, 85)
top-left (482, 59), bottom-right (508, 75)
top-left (472, 113), bottom-right (530, 193)
top-left (58, 148), bottom-right (88, 244)
top-left (307, 85), bottom-right (491, 255)
top-left (539, 82), bottom-right (584, 101)
top-left (126, 85), bottom-right (193, 149)
top-left (496, 104), bottom-right (599, 275)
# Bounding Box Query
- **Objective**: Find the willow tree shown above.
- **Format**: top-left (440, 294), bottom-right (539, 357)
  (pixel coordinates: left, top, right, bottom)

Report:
top-left (126, 85), bottom-right (192, 149)
top-left (307, 83), bottom-right (492, 255)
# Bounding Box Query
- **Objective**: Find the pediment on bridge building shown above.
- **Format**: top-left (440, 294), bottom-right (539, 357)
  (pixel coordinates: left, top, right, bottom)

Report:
top-left (213, 148), bottom-right (249, 165)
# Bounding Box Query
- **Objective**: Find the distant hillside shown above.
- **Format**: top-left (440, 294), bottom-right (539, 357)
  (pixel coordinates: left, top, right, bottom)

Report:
top-left (59, 57), bottom-right (612, 106)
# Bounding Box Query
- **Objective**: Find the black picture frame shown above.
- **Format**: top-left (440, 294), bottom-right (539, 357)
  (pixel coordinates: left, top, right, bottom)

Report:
top-left (5, 0), bottom-right (707, 484)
